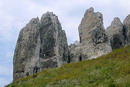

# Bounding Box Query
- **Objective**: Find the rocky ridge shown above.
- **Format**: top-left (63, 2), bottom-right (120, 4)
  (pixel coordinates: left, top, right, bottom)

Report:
top-left (13, 7), bottom-right (130, 80)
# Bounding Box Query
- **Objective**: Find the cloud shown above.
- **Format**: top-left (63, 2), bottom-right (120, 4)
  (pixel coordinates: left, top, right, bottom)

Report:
top-left (1, 0), bottom-right (130, 43)
top-left (0, 65), bottom-right (13, 87)
top-left (1, 0), bottom-right (130, 86)
top-left (0, 65), bottom-right (13, 77)
top-left (0, 78), bottom-right (12, 87)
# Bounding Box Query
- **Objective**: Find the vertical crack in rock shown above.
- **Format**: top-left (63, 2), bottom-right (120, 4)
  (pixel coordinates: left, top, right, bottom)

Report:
top-left (13, 12), bottom-right (69, 80)
top-left (14, 7), bottom-right (130, 81)
top-left (106, 17), bottom-right (125, 49)
top-left (69, 7), bottom-right (112, 62)
top-left (123, 14), bottom-right (130, 45)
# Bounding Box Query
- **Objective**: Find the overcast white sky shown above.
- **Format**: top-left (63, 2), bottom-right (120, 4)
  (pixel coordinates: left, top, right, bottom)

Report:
top-left (0, 0), bottom-right (130, 86)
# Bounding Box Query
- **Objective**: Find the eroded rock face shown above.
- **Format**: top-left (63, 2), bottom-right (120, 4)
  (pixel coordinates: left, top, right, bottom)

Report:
top-left (123, 14), bottom-right (130, 45)
top-left (69, 41), bottom-right (81, 62)
top-left (106, 17), bottom-right (125, 49)
top-left (76, 7), bottom-right (112, 61)
top-left (13, 12), bottom-right (69, 80)
top-left (14, 7), bottom-right (129, 80)
top-left (79, 7), bottom-right (104, 43)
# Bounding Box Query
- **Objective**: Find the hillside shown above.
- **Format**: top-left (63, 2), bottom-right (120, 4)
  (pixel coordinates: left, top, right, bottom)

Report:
top-left (6, 46), bottom-right (130, 87)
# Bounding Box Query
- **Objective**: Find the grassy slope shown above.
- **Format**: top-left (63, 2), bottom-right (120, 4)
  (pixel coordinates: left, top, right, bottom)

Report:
top-left (6, 46), bottom-right (130, 87)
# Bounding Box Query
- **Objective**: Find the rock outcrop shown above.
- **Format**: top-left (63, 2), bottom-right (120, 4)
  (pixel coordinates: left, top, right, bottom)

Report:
top-left (69, 7), bottom-right (112, 62)
top-left (69, 41), bottom-right (81, 62)
top-left (123, 14), bottom-right (130, 45)
top-left (13, 12), bottom-right (69, 80)
top-left (13, 7), bottom-right (130, 81)
top-left (106, 17), bottom-right (125, 49)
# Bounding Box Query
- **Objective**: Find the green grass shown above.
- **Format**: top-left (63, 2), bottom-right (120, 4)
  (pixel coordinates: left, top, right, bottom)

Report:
top-left (6, 46), bottom-right (130, 87)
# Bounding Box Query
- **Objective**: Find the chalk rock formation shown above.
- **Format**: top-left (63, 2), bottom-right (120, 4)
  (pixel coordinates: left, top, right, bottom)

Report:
top-left (106, 17), bottom-right (125, 49)
top-left (72, 7), bottom-right (112, 61)
top-left (123, 14), bottom-right (130, 45)
top-left (13, 12), bottom-right (69, 80)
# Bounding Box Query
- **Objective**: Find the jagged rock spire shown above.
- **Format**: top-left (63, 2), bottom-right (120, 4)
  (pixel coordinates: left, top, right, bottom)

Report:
top-left (13, 12), bottom-right (69, 80)
top-left (13, 7), bottom-right (130, 81)
top-left (69, 7), bottom-right (112, 62)
top-left (79, 7), bottom-right (104, 43)
top-left (106, 17), bottom-right (125, 49)
top-left (123, 14), bottom-right (130, 45)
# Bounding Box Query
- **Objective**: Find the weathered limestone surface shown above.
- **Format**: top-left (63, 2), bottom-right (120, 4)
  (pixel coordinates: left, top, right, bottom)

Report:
top-left (69, 41), bottom-right (81, 62)
top-left (13, 7), bottom-right (130, 81)
top-left (123, 14), bottom-right (130, 45)
top-left (69, 7), bottom-right (112, 62)
top-left (106, 17), bottom-right (125, 49)
top-left (13, 12), bottom-right (69, 80)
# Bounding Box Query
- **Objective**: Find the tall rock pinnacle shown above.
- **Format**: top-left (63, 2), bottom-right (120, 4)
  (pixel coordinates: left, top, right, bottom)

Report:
top-left (79, 7), bottom-right (112, 57)
top-left (123, 14), bottom-right (130, 45)
top-left (69, 7), bottom-right (112, 62)
top-left (13, 12), bottom-right (69, 80)
top-left (13, 7), bottom-right (130, 81)
top-left (79, 7), bottom-right (104, 43)
top-left (106, 17), bottom-right (125, 49)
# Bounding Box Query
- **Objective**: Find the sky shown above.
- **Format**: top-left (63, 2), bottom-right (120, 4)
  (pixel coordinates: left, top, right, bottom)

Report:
top-left (0, 0), bottom-right (130, 86)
